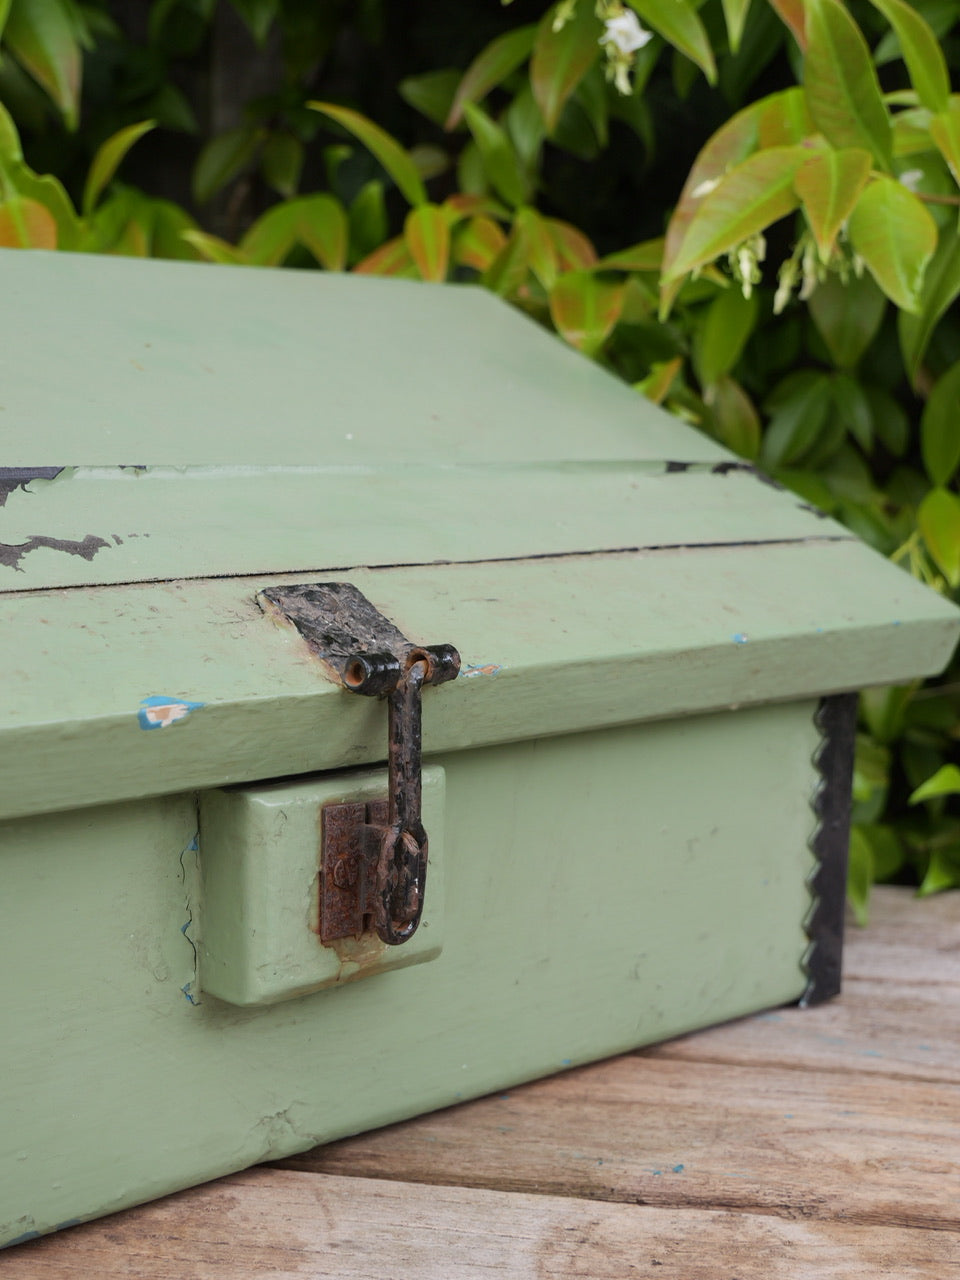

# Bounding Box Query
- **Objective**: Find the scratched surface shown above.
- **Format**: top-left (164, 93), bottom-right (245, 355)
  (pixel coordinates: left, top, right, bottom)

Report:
top-left (5, 887), bottom-right (959, 1278)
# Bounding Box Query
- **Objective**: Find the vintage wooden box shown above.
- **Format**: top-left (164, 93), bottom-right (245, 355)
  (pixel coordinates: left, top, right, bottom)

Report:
top-left (1, 249), bottom-right (958, 1247)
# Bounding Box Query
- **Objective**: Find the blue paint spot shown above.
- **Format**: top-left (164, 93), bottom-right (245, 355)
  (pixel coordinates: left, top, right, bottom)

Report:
top-left (892, 620), bottom-right (901, 626)
top-left (732, 633), bottom-right (748, 644)
top-left (5, 1230), bottom-right (40, 1247)
top-left (180, 983), bottom-right (200, 1006)
top-left (499, 1094), bottom-right (511, 1100)
top-left (461, 663), bottom-right (503, 679)
top-left (672, 1164), bottom-right (685, 1173)
top-left (561, 1059), bottom-right (572, 1066)
top-left (187, 834), bottom-right (199, 852)
top-left (138, 695), bottom-right (205, 730)
top-left (783, 1114), bottom-right (794, 1120)
top-left (815, 627), bottom-right (824, 634)
top-left (860, 1049), bottom-right (882, 1058)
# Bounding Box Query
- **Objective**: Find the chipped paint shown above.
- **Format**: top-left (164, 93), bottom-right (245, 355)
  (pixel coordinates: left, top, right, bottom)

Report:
top-left (731, 633), bottom-right (748, 644)
top-left (461, 662), bottom-right (503, 678)
top-left (138, 696), bottom-right (205, 729)
top-left (0, 533), bottom-right (110, 572)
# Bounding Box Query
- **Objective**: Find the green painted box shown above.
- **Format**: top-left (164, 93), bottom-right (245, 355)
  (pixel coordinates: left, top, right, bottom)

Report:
top-left (1, 249), bottom-right (958, 1247)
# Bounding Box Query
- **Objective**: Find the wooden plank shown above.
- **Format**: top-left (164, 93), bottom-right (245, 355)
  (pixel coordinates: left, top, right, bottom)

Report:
top-left (647, 889), bottom-right (960, 1083)
top-left (2, 541), bottom-right (957, 822)
top-left (280, 1055), bottom-right (960, 1230)
top-left (0, 250), bottom-right (730, 472)
top-left (0, 465), bottom-right (849, 592)
top-left (4, 1169), bottom-right (958, 1279)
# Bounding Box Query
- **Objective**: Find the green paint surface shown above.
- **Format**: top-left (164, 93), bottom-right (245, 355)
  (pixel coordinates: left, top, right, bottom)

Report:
top-left (1, 702), bottom-right (820, 1244)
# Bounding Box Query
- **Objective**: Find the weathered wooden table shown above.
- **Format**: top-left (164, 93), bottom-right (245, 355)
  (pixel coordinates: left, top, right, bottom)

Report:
top-left (5, 886), bottom-right (958, 1278)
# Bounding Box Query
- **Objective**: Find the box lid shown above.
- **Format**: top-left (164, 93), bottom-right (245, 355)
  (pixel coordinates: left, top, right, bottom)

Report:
top-left (0, 250), bottom-right (957, 820)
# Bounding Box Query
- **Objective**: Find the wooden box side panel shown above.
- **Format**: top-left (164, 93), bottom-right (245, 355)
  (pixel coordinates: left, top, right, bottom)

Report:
top-left (0, 700), bottom-right (820, 1246)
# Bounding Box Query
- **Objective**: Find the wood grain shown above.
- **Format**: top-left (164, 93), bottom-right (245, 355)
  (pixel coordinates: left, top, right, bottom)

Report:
top-left (5, 1169), bottom-right (959, 1280)
top-left (278, 1055), bottom-right (960, 1230)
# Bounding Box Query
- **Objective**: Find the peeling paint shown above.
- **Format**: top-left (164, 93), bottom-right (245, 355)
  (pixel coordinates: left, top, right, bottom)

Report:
top-left (461, 663), bottom-right (503, 678)
top-left (0, 468), bottom-right (64, 507)
top-left (0, 533), bottom-right (110, 572)
top-left (138, 696), bottom-right (205, 729)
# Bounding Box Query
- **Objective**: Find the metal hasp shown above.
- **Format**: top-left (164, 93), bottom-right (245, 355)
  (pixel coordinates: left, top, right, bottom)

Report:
top-left (260, 583), bottom-right (460, 945)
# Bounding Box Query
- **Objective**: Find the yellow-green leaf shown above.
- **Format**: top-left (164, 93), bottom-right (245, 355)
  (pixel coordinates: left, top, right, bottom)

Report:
top-left (794, 146), bottom-right (872, 260)
top-left (867, 0), bottom-right (949, 114)
top-left (803, 0), bottom-right (892, 169)
top-left (597, 237), bottom-right (663, 272)
top-left (514, 206), bottom-right (559, 287)
top-left (628, 0), bottom-right (716, 85)
top-left (261, 132), bottom-right (304, 198)
top-left (309, 102), bottom-right (427, 208)
top-left (910, 763), bottom-right (960, 803)
top-left (918, 487), bottom-right (960, 586)
top-left (179, 230), bottom-right (247, 265)
top-left (0, 0), bottom-right (11, 39)
top-left (483, 219), bottom-right (532, 297)
top-left (722, 0), bottom-right (752, 53)
top-left (530, 1), bottom-right (602, 132)
top-left (353, 235), bottom-right (418, 278)
top-left (3, 0), bottom-right (81, 129)
top-left (548, 271), bottom-right (625, 356)
top-left (82, 120), bottom-right (155, 216)
top-left (847, 174), bottom-right (937, 312)
top-left (0, 195), bottom-right (57, 247)
top-left (192, 126), bottom-right (263, 205)
top-left (930, 97), bottom-right (960, 187)
top-left (445, 25), bottom-right (536, 130)
top-left (664, 145), bottom-right (806, 282)
top-left (636, 356), bottom-right (683, 404)
top-left (0, 101), bottom-right (22, 162)
top-left (404, 203), bottom-right (451, 282)
top-left (453, 215), bottom-right (508, 272)
top-left (240, 195), bottom-right (348, 270)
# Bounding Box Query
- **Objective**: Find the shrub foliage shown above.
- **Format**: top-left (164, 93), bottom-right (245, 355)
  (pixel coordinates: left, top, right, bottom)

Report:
top-left (3, 0), bottom-right (960, 912)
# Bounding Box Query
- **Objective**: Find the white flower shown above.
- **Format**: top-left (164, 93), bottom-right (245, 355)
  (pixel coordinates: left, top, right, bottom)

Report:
top-left (600, 10), bottom-right (653, 55)
top-left (898, 168), bottom-right (924, 192)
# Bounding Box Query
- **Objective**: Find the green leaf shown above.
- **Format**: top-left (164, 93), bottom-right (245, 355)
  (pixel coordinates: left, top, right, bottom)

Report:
top-left (803, 0), bottom-right (892, 169)
top-left (349, 180), bottom-right (387, 260)
top-left (0, 100), bottom-right (21, 162)
top-left (546, 218), bottom-right (597, 269)
top-left (767, 0), bottom-right (807, 48)
top-left (808, 272), bottom-right (886, 369)
top-left (548, 271), bottom-right (625, 357)
top-left (240, 194), bottom-right (348, 269)
top-left (694, 287), bottom-right (759, 385)
top-left (830, 372), bottom-right (873, 450)
top-left (794, 146), bottom-right (872, 261)
top-left (846, 826), bottom-right (872, 925)
top-left (703, 374), bottom-right (762, 458)
top-left (260, 133), bottom-right (303, 198)
top-left (0, 0), bottom-right (11, 40)
top-left (918, 486), bottom-right (960, 586)
top-left (309, 102), bottom-right (427, 208)
top-left (404, 203), bottom-right (451, 282)
top-left (760, 370), bottom-right (834, 468)
top-left (401, 70), bottom-right (461, 128)
top-left (530, 1), bottom-right (602, 133)
top-left (192, 126), bottom-right (263, 205)
top-left (663, 145), bottom-right (806, 282)
top-left (637, 356), bottom-right (683, 404)
top-left (463, 102), bottom-right (527, 207)
top-left (483, 220), bottom-right (532, 297)
top-left (910, 762), bottom-right (960, 803)
top-left (514, 206), bottom-right (559, 287)
top-left (180, 230), bottom-right (247, 265)
top-left (627, 0), bottom-right (717, 85)
top-left (0, 194), bottom-right (57, 246)
top-left (445, 26), bottom-right (536, 130)
top-left (867, 0), bottom-right (949, 113)
top-left (921, 362), bottom-right (960, 485)
top-left (722, 0), bottom-right (752, 53)
top-left (929, 96), bottom-right (960, 186)
top-left (82, 120), bottom-right (155, 216)
top-left (917, 847), bottom-right (960, 896)
top-left (847, 175), bottom-right (937, 312)
top-left (228, 0), bottom-right (277, 44)
top-left (597, 237), bottom-right (663, 272)
top-left (898, 230), bottom-right (960, 384)
top-left (3, 0), bottom-right (81, 129)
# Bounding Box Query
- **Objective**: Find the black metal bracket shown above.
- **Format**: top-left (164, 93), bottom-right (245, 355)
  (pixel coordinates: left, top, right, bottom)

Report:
top-left (801, 691), bottom-right (858, 1006)
top-left (260, 583), bottom-right (460, 946)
